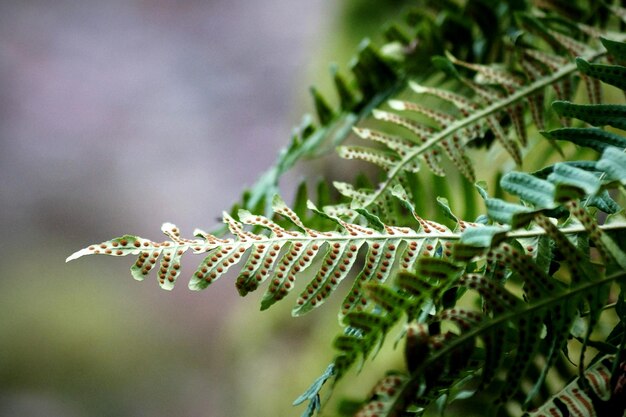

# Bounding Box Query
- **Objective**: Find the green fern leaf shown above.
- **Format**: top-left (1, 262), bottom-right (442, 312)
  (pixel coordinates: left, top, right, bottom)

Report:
top-left (547, 162), bottom-right (601, 196)
top-left (601, 36), bottom-right (626, 65)
top-left (293, 363), bottom-right (335, 417)
top-left (500, 172), bottom-right (557, 209)
top-left (576, 57), bottom-right (626, 91)
top-left (484, 197), bottom-right (534, 226)
top-left (596, 146), bottom-right (626, 184)
top-left (408, 81), bottom-right (478, 116)
top-left (337, 146), bottom-right (401, 171)
top-left (370, 109), bottom-right (446, 176)
top-left (541, 127), bottom-right (626, 152)
top-left (551, 101), bottom-right (626, 130)
top-left (330, 64), bottom-right (358, 111)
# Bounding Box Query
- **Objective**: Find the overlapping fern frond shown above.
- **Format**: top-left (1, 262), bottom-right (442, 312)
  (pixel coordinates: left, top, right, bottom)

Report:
top-left (331, 11), bottom-right (626, 222)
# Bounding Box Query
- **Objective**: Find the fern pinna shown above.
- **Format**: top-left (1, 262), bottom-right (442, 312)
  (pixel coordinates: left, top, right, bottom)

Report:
top-left (68, 1), bottom-right (626, 416)
top-left (524, 356), bottom-right (626, 417)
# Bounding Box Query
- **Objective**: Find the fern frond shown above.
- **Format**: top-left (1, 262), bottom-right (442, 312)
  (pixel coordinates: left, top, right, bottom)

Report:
top-left (551, 102), bottom-right (626, 130)
top-left (345, 270), bottom-right (622, 416)
top-left (68, 195), bottom-right (463, 317)
top-left (338, 43), bottom-right (621, 218)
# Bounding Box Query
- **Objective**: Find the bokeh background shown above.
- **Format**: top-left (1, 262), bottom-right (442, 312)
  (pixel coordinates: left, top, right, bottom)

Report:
top-left (0, 1), bottom-right (411, 416)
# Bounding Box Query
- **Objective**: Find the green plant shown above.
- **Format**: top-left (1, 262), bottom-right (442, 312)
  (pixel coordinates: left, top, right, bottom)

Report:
top-left (68, 1), bottom-right (626, 415)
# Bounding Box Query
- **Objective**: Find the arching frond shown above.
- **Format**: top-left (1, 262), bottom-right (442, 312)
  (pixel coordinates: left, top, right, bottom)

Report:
top-left (67, 194), bottom-right (462, 317)
top-left (333, 14), bottom-right (626, 221)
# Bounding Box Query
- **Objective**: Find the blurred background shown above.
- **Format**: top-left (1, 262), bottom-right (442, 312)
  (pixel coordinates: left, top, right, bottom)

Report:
top-left (0, 1), bottom-right (411, 416)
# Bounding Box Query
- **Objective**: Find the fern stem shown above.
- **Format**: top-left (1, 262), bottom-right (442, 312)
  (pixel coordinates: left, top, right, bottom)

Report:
top-left (210, 221), bottom-right (626, 250)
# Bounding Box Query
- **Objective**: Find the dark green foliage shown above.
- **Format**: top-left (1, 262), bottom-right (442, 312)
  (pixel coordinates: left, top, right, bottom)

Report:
top-left (68, 1), bottom-right (626, 416)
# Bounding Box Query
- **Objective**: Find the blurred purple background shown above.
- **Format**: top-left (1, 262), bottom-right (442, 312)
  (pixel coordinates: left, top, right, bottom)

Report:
top-left (0, 1), bottom-right (341, 416)
top-left (0, 0), bottom-right (334, 239)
